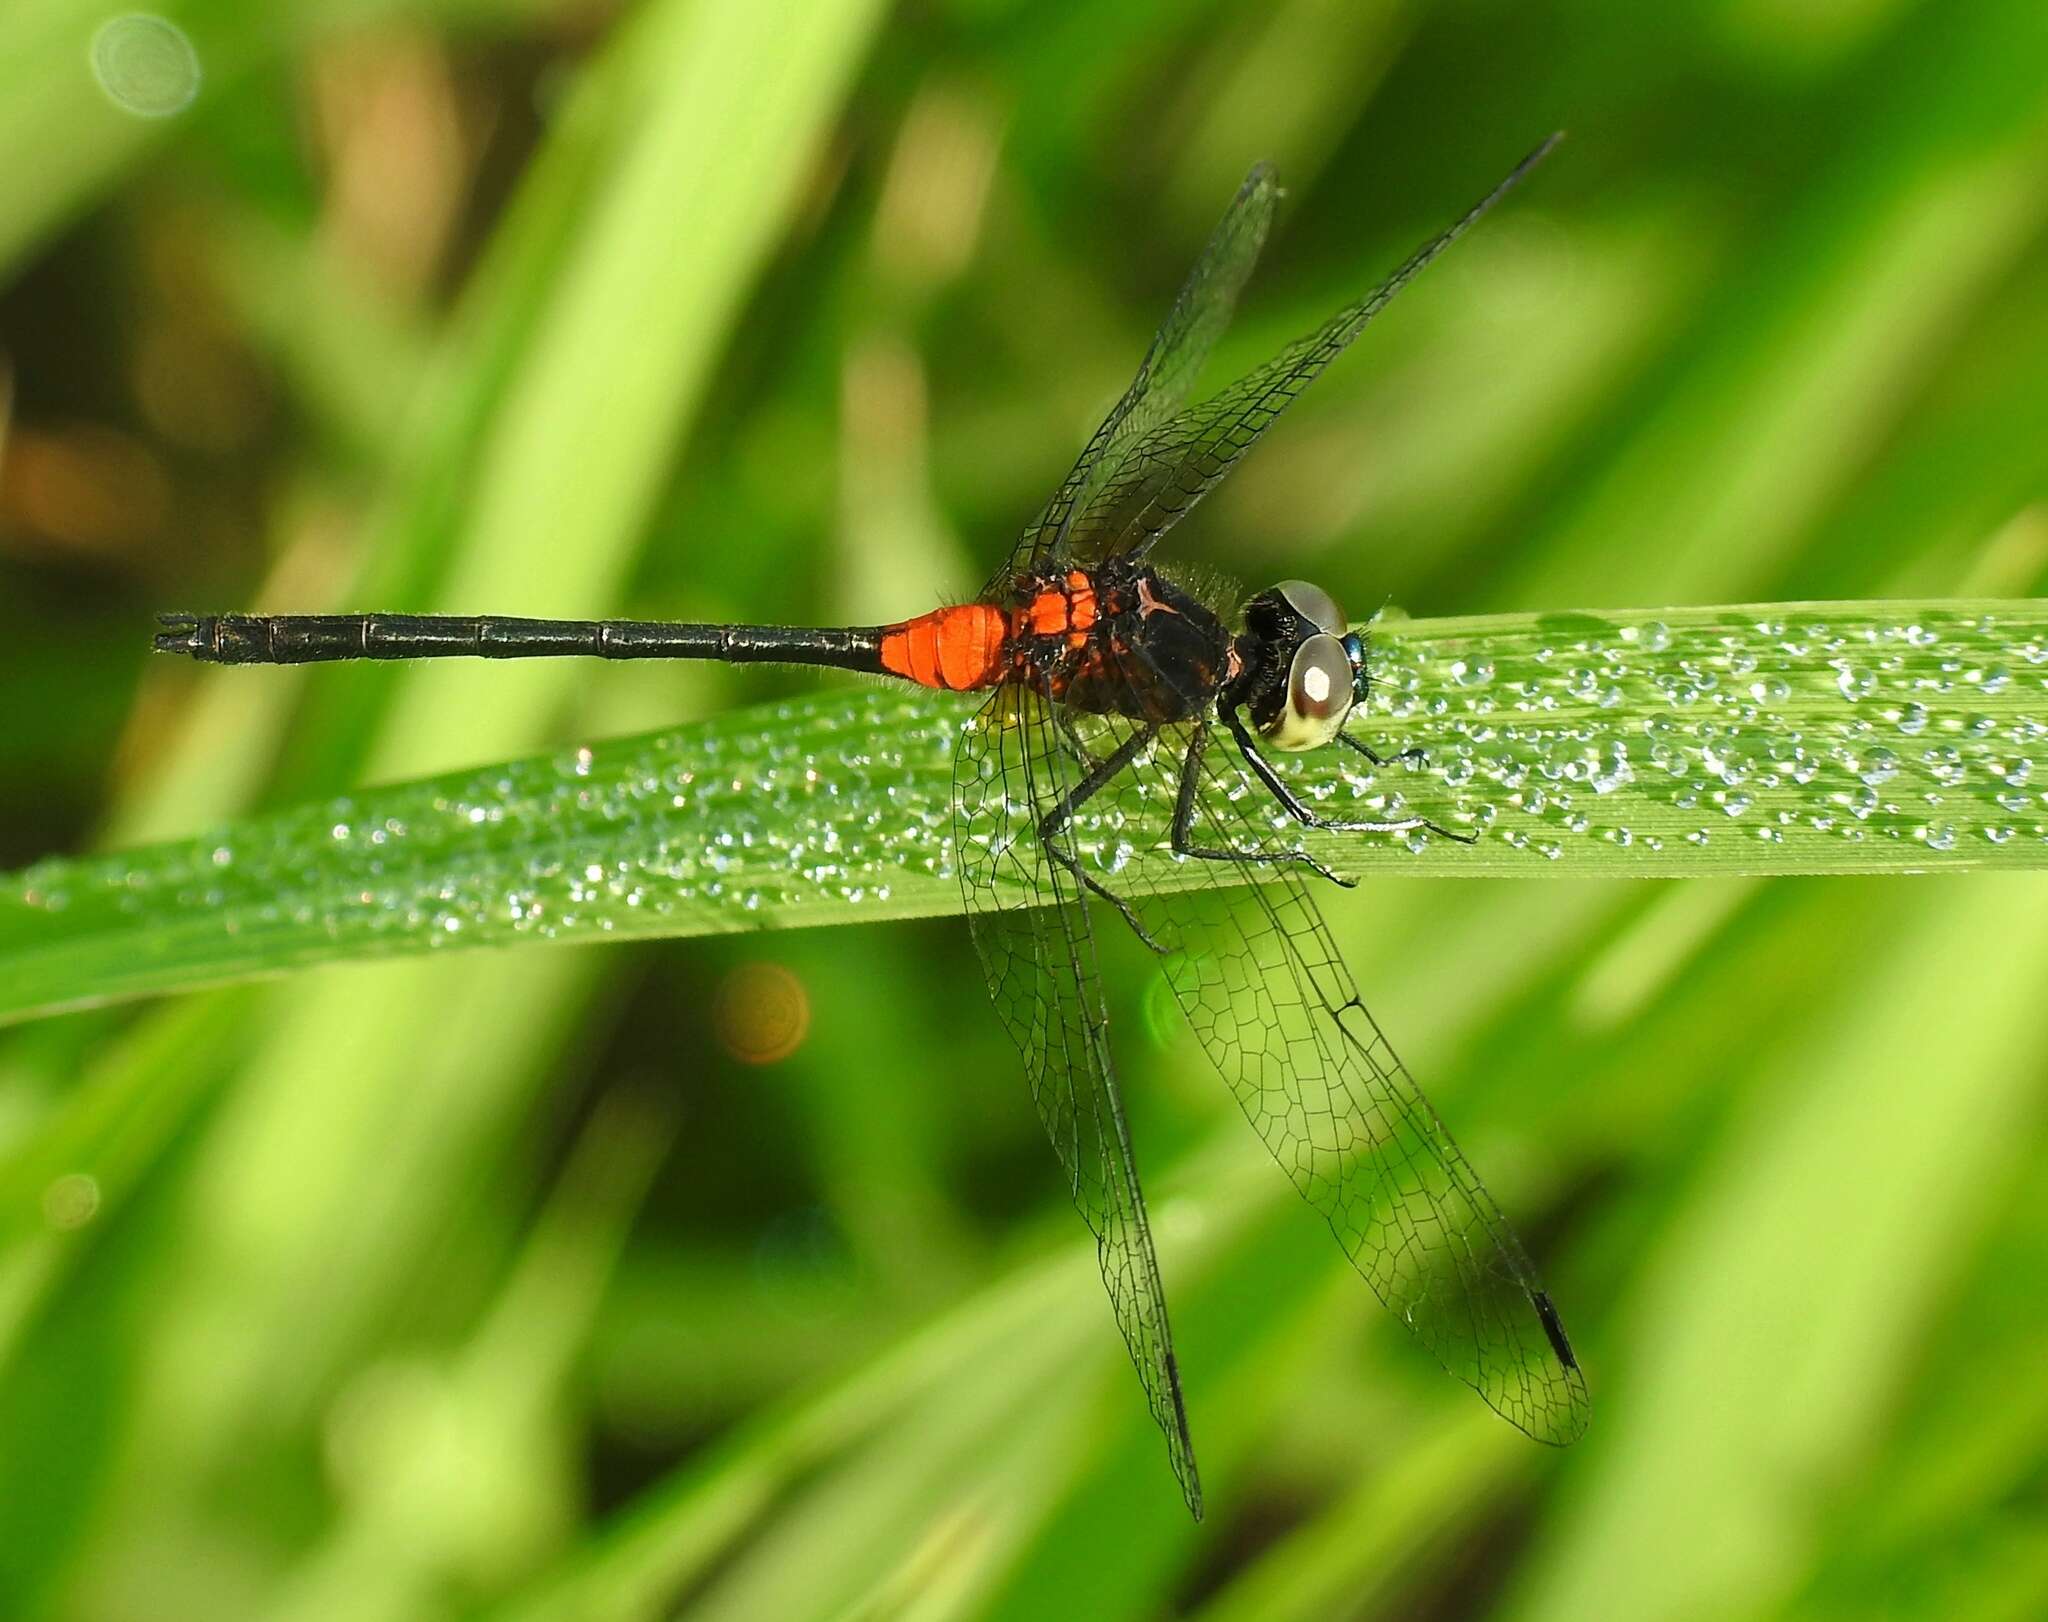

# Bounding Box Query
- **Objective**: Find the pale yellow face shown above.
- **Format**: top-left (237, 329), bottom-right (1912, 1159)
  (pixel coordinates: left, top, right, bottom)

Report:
top-left (1264, 633), bottom-right (1356, 751)
top-left (1259, 580), bottom-right (1357, 752)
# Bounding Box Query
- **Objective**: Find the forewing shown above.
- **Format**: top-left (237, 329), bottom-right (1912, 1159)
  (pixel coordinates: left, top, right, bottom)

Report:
top-left (985, 163), bottom-right (1279, 593)
top-left (1061, 134), bottom-right (1561, 563)
top-left (1071, 705), bottom-right (1590, 1445)
top-left (952, 684), bottom-right (1204, 1516)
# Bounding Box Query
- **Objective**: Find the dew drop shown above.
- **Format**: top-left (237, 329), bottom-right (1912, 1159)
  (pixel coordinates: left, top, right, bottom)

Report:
top-left (1835, 666), bottom-right (1877, 702)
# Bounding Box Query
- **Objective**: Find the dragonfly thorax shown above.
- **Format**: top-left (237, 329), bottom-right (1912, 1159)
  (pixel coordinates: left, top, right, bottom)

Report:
top-left (1007, 561), bottom-right (1232, 725)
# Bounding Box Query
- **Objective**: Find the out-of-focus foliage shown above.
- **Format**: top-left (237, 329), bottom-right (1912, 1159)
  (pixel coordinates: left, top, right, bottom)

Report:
top-left (0, 2), bottom-right (2044, 1619)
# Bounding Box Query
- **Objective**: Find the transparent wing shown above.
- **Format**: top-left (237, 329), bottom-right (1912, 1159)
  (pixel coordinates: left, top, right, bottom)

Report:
top-left (985, 163), bottom-right (1280, 594)
top-left (1067, 701), bottom-right (1590, 1445)
top-left (1058, 133), bottom-right (1561, 566)
top-left (952, 683), bottom-right (1204, 1517)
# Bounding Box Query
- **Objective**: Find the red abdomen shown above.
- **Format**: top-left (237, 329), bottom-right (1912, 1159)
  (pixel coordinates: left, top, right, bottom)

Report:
top-left (879, 603), bottom-right (1010, 692)
top-left (879, 571), bottom-right (1104, 694)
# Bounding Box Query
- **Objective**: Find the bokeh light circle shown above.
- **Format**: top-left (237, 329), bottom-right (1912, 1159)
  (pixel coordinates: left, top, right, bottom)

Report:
top-left (90, 14), bottom-right (201, 119)
top-left (712, 961), bottom-right (812, 1065)
top-left (42, 1173), bottom-right (102, 1231)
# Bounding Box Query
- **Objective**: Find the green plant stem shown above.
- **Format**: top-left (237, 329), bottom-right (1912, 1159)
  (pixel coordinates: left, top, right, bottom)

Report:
top-left (4, 600), bottom-right (2043, 1025)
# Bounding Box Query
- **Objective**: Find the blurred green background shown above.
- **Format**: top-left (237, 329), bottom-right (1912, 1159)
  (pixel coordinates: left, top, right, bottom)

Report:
top-left (4, 1), bottom-right (2048, 1618)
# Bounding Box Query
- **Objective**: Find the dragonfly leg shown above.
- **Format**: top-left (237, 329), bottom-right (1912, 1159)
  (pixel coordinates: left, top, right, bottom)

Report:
top-left (1166, 719), bottom-right (1355, 888)
top-left (1037, 721), bottom-right (1168, 950)
top-left (1221, 703), bottom-right (1476, 846)
top-left (1336, 732), bottom-right (1427, 770)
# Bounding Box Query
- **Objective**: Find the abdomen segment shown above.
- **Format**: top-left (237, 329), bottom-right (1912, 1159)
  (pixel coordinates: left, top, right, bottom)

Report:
top-left (878, 604), bottom-right (1010, 692)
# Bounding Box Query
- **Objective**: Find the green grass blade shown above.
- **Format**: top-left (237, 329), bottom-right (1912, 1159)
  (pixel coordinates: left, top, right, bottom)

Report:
top-left (4, 599), bottom-right (2043, 1024)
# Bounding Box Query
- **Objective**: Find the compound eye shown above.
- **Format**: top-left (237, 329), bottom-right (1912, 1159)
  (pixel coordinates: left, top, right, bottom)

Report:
top-left (1265, 633), bottom-right (1355, 752)
top-left (1275, 579), bottom-right (1346, 637)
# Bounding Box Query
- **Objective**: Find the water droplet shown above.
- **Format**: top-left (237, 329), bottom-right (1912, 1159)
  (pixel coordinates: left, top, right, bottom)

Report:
top-left (1835, 665), bottom-right (1877, 702)
top-left (1856, 746), bottom-right (1900, 785)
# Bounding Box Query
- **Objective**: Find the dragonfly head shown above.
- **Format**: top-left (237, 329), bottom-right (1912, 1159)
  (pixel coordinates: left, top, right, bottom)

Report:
top-left (1237, 580), bottom-right (1364, 752)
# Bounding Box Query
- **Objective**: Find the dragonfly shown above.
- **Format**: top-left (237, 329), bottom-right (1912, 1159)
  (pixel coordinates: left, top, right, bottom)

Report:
top-left (156, 133), bottom-right (1588, 1518)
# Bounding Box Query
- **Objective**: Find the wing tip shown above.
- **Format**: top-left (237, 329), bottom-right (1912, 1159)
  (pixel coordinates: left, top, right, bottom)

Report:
top-left (1165, 1348), bottom-right (1206, 1519)
top-left (1531, 1288), bottom-right (1593, 1445)
top-left (1532, 1288), bottom-right (1578, 1370)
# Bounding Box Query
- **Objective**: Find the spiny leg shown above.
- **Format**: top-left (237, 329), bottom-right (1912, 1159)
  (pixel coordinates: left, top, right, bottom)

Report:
top-left (1336, 731), bottom-right (1426, 770)
top-left (1036, 720), bottom-right (1167, 947)
top-left (1168, 718), bottom-right (1355, 888)
top-left (1222, 703), bottom-right (1476, 846)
